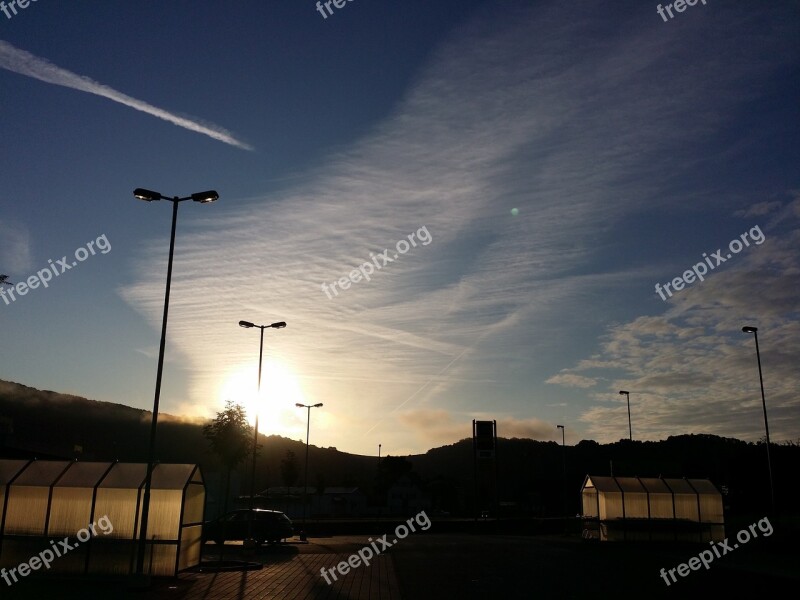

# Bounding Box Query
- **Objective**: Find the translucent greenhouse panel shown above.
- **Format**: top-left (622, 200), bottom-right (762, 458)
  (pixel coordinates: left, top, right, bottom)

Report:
top-left (178, 524), bottom-right (203, 571)
top-left (673, 494), bottom-right (699, 521)
top-left (145, 489), bottom-right (182, 540)
top-left (582, 489), bottom-right (598, 517)
top-left (56, 461), bottom-right (113, 488)
top-left (599, 492), bottom-right (624, 520)
top-left (94, 488), bottom-right (141, 539)
top-left (151, 463), bottom-right (195, 489)
top-left (47, 487), bottom-right (94, 536)
top-left (623, 492), bottom-right (649, 518)
top-left (0, 459), bottom-right (29, 484)
top-left (100, 462), bottom-right (147, 489)
top-left (664, 478), bottom-right (695, 494)
top-left (13, 460), bottom-right (70, 486)
top-left (183, 483), bottom-right (206, 525)
top-left (4, 460), bottom-right (72, 534)
top-left (4, 485), bottom-right (49, 535)
top-left (0, 460), bottom-right (30, 534)
top-left (696, 491), bottom-right (724, 523)
top-left (647, 492), bottom-right (674, 520)
top-left (688, 479), bottom-right (724, 523)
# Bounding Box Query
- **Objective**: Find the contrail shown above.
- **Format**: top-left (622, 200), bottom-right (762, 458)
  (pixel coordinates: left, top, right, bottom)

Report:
top-left (0, 40), bottom-right (253, 150)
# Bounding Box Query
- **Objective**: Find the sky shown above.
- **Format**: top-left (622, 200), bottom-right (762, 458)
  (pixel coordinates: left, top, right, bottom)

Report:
top-left (0, 0), bottom-right (798, 457)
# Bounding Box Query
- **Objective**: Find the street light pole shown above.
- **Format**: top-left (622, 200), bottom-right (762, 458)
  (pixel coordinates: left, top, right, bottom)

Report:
top-left (239, 319), bottom-right (286, 546)
top-left (296, 402), bottom-right (323, 541)
top-left (619, 391), bottom-right (632, 441)
top-left (133, 188), bottom-right (218, 578)
top-left (556, 425), bottom-right (566, 516)
top-left (742, 326), bottom-right (776, 514)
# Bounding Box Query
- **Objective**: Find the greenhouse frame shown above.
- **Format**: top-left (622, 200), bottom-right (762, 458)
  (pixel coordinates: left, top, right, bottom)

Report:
top-left (0, 459), bottom-right (205, 576)
top-left (581, 475), bottom-right (724, 542)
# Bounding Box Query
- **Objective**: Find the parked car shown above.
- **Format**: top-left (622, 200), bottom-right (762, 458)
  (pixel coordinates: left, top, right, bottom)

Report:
top-left (203, 509), bottom-right (294, 546)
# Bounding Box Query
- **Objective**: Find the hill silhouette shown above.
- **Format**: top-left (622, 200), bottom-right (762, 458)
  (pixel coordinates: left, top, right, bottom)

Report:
top-left (1, 379), bottom-right (796, 517)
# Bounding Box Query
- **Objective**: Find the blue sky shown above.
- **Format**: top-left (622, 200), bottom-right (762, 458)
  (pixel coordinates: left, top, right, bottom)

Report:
top-left (1, 0), bottom-right (798, 456)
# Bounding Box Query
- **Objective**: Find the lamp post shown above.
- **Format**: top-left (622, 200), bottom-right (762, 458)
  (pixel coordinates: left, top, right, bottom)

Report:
top-left (239, 319), bottom-right (286, 546)
top-left (556, 425), bottom-right (566, 516)
top-left (742, 326), bottom-right (775, 514)
top-left (619, 391), bottom-right (632, 441)
top-left (296, 402), bottom-right (323, 540)
top-left (133, 187), bottom-right (218, 577)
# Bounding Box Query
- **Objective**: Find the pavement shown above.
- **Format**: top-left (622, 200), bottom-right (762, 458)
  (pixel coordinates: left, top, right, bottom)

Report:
top-left (1, 532), bottom-right (798, 599)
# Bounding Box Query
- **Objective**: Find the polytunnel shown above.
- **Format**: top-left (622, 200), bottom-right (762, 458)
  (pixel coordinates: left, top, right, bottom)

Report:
top-left (0, 459), bottom-right (205, 576)
top-left (581, 475), bottom-right (724, 542)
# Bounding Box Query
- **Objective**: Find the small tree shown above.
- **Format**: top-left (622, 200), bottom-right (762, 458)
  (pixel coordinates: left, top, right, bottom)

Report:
top-left (203, 400), bottom-right (252, 559)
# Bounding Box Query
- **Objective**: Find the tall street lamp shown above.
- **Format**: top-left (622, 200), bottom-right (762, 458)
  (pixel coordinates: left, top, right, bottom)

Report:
top-left (133, 187), bottom-right (218, 577)
top-left (239, 319), bottom-right (286, 546)
top-left (556, 425), bottom-right (566, 516)
top-left (296, 402), bottom-right (323, 541)
top-left (619, 391), bottom-right (632, 441)
top-left (742, 326), bottom-right (775, 514)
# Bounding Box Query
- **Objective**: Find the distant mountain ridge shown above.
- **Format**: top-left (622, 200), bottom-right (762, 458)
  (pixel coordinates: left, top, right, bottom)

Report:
top-left (1, 379), bottom-right (796, 516)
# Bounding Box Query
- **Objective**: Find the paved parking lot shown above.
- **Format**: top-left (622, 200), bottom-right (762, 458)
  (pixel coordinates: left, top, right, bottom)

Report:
top-left (2, 533), bottom-right (797, 599)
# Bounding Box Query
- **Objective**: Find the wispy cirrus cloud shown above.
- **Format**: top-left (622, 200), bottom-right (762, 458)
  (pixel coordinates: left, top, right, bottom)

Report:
top-left (119, 1), bottom-right (799, 454)
top-left (0, 40), bottom-right (252, 150)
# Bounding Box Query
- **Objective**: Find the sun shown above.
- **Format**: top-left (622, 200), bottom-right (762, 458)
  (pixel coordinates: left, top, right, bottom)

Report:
top-left (219, 359), bottom-right (306, 436)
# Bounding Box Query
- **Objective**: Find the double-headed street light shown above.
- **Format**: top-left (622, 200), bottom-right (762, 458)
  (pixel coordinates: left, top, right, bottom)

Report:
top-left (296, 402), bottom-right (323, 540)
top-left (619, 391), bottom-right (632, 441)
top-left (239, 319), bottom-right (286, 546)
top-left (133, 188), bottom-right (218, 577)
top-left (742, 326), bottom-right (775, 514)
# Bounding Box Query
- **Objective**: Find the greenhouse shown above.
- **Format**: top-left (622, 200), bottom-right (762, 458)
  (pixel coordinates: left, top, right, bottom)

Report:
top-left (0, 459), bottom-right (205, 576)
top-left (581, 475), bottom-right (724, 542)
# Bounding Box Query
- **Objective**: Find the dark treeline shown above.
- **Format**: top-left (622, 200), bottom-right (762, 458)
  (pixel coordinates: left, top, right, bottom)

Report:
top-left (1, 380), bottom-right (795, 517)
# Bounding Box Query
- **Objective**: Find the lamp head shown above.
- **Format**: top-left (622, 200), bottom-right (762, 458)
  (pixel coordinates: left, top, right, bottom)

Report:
top-left (270, 321), bottom-right (287, 329)
top-left (134, 188), bottom-right (162, 202)
top-left (295, 403), bottom-right (304, 408)
top-left (314, 403), bottom-right (323, 408)
top-left (239, 320), bottom-right (255, 328)
top-left (191, 190), bottom-right (219, 204)
top-left (619, 390), bottom-right (629, 396)
top-left (742, 326), bottom-right (758, 333)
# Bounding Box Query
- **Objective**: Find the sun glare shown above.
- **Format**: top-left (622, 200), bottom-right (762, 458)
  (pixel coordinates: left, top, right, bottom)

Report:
top-left (219, 360), bottom-right (307, 437)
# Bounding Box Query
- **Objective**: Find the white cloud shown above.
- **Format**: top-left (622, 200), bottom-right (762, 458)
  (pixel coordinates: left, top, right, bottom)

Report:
top-left (118, 1), bottom-right (799, 454)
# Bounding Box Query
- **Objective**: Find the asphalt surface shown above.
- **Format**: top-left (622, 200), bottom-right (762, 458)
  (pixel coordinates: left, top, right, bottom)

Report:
top-left (1, 533), bottom-right (797, 598)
